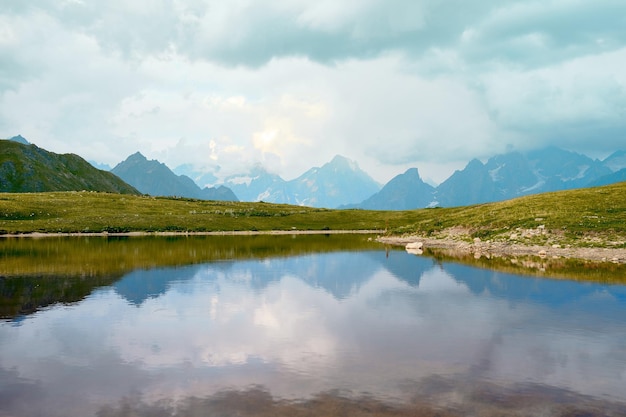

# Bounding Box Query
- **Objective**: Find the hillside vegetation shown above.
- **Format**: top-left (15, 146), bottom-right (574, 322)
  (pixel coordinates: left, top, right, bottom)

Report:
top-left (0, 181), bottom-right (625, 247)
top-left (0, 140), bottom-right (139, 194)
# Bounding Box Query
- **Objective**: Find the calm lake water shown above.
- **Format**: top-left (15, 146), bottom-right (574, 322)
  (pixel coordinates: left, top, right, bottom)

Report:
top-left (1, 235), bottom-right (626, 416)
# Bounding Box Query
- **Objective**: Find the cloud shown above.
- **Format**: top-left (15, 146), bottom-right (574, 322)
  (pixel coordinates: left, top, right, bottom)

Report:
top-left (1, 0), bottom-right (625, 184)
top-left (14, 0), bottom-right (625, 70)
top-left (479, 47), bottom-right (626, 154)
top-left (458, 1), bottom-right (626, 68)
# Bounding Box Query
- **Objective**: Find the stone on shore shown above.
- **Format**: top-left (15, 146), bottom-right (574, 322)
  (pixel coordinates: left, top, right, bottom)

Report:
top-left (405, 241), bottom-right (424, 255)
top-left (406, 241), bottom-right (423, 250)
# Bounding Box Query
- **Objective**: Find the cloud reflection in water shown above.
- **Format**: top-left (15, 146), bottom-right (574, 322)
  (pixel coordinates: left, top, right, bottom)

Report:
top-left (1, 250), bottom-right (625, 416)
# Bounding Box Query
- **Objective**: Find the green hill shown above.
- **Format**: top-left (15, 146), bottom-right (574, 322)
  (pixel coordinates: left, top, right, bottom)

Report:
top-left (0, 139), bottom-right (139, 194)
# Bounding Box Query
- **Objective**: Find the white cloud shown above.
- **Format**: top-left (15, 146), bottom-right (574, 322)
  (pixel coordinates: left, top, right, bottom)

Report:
top-left (480, 47), bottom-right (626, 152)
top-left (1, 0), bottom-right (625, 184)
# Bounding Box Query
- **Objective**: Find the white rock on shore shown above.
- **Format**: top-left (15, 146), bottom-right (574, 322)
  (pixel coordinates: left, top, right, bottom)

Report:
top-left (405, 241), bottom-right (424, 255)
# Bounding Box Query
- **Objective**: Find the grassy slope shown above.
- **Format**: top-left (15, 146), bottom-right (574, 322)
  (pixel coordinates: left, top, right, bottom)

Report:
top-left (0, 140), bottom-right (139, 194)
top-left (0, 181), bottom-right (624, 246)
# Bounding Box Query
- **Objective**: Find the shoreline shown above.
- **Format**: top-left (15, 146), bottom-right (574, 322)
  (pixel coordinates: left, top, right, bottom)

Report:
top-left (378, 235), bottom-right (626, 264)
top-left (2, 229), bottom-right (625, 264)
top-left (0, 229), bottom-right (384, 239)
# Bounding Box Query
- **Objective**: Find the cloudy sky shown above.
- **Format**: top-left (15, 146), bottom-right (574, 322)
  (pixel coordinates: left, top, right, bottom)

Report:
top-left (1, 0), bottom-right (625, 184)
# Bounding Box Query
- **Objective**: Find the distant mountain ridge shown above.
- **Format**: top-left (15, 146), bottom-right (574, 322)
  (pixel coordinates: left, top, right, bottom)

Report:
top-left (215, 155), bottom-right (380, 208)
top-left (178, 147), bottom-right (626, 210)
top-left (355, 147), bottom-right (625, 210)
top-left (220, 164), bottom-right (290, 203)
top-left (0, 139), bottom-right (139, 194)
top-left (112, 152), bottom-right (238, 201)
top-left (347, 168), bottom-right (435, 210)
top-left (5, 134), bottom-right (626, 210)
top-left (432, 147), bottom-right (616, 208)
top-left (289, 155), bottom-right (381, 208)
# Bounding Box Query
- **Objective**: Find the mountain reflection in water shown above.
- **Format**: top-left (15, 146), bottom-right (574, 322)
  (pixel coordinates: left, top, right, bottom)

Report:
top-left (1, 240), bottom-right (625, 417)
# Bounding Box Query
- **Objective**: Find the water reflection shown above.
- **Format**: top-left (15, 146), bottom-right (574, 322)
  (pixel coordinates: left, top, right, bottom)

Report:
top-left (0, 234), bottom-right (380, 318)
top-left (1, 240), bottom-right (625, 416)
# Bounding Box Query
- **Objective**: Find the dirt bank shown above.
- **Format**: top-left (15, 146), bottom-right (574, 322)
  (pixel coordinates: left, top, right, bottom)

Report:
top-left (378, 235), bottom-right (626, 264)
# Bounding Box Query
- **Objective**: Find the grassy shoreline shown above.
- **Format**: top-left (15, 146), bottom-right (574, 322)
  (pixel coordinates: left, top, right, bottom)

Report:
top-left (1, 182), bottom-right (625, 250)
top-left (0, 229), bottom-right (383, 238)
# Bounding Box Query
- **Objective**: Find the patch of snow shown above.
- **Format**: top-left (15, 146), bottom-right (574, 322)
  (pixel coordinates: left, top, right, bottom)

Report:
top-left (227, 176), bottom-right (256, 186)
top-left (520, 180), bottom-right (545, 193)
top-left (489, 165), bottom-right (503, 182)
top-left (560, 165), bottom-right (589, 181)
top-left (256, 190), bottom-right (271, 201)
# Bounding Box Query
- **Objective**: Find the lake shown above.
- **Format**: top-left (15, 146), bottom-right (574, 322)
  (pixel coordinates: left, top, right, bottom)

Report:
top-left (1, 235), bottom-right (626, 416)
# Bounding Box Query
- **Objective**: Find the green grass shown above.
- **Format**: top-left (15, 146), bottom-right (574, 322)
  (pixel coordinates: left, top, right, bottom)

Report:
top-left (0, 181), bottom-right (625, 247)
top-left (0, 140), bottom-right (139, 194)
top-left (0, 191), bottom-right (398, 234)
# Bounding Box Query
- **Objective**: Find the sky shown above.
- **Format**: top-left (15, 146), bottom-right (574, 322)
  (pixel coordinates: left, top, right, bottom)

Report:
top-left (1, 0), bottom-right (625, 185)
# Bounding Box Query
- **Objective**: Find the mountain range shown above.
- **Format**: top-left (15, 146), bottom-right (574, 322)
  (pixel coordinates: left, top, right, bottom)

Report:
top-left (179, 147), bottom-right (626, 209)
top-left (431, 147), bottom-right (622, 208)
top-left (111, 152), bottom-right (238, 201)
top-left (3, 135), bottom-right (626, 209)
top-left (210, 155), bottom-right (381, 209)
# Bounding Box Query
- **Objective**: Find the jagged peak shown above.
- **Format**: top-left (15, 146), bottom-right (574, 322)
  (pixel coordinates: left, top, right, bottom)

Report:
top-left (8, 134), bottom-right (29, 144)
top-left (127, 151), bottom-right (147, 161)
top-left (327, 154), bottom-right (359, 171)
top-left (330, 154), bottom-right (349, 163)
top-left (465, 158), bottom-right (485, 170)
top-left (403, 167), bottom-right (421, 176)
top-left (384, 167), bottom-right (428, 187)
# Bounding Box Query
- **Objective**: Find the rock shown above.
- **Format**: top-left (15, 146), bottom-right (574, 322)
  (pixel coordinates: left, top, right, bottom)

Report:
top-left (405, 241), bottom-right (424, 255)
top-left (538, 250), bottom-right (547, 258)
top-left (405, 241), bottom-right (423, 250)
